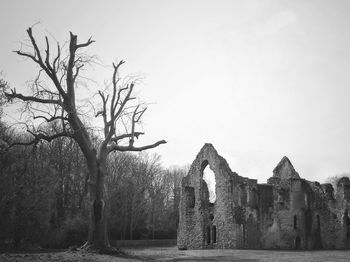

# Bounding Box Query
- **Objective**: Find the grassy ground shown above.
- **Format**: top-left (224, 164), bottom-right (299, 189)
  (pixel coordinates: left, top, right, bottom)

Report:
top-left (0, 250), bottom-right (141, 262)
top-left (1, 246), bottom-right (350, 261)
top-left (125, 247), bottom-right (350, 261)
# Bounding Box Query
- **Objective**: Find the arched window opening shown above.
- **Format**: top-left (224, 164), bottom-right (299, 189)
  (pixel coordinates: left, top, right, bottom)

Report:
top-left (213, 225), bottom-right (217, 243)
top-left (295, 236), bottom-right (301, 249)
top-left (294, 215), bottom-right (297, 229)
top-left (202, 163), bottom-right (216, 203)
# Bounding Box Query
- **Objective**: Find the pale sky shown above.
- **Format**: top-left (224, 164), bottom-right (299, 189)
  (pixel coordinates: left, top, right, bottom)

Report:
top-left (1, 0), bottom-right (350, 183)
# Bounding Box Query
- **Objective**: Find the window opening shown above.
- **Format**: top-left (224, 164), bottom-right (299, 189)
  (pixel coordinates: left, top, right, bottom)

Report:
top-left (202, 163), bottom-right (216, 203)
top-left (213, 225), bottom-right (217, 243)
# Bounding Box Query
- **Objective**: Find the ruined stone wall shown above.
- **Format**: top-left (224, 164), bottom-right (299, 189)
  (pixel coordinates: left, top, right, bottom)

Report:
top-left (177, 144), bottom-right (239, 249)
top-left (178, 144), bottom-right (350, 250)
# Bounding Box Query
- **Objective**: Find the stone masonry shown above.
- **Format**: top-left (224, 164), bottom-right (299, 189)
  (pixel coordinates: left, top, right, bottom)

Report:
top-left (177, 144), bottom-right (350, 250)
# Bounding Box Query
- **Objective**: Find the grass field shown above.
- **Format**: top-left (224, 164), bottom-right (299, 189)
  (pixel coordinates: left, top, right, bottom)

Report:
top-left (1, 246), bottom-right (350, 261)
top-left (126, 247), bottom-right (350, 261)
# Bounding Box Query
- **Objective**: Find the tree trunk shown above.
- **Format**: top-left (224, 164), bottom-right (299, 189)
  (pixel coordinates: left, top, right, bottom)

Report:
top-left (82, 159), bottom-right (110, 250)
top-left (151, 203), bottom-right (155, 240)
top-left (129, 197), bottom-right (133, 240)
top-left (122, 205), bottom-right (127, 240)
top-left (13, 201), bottom-right (22, 248)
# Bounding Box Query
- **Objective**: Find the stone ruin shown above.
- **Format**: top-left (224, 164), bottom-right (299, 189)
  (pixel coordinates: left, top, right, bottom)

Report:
top-left (177, 144), bottom-right (350, 250)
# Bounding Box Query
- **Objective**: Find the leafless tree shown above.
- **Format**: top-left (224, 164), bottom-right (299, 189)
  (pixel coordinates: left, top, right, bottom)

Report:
top-left (5, 27), bottom-right (166, 251)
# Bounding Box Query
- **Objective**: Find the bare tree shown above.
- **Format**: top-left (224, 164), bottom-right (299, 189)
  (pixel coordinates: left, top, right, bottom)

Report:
top-left (5, 27), bottom-right (166, 251)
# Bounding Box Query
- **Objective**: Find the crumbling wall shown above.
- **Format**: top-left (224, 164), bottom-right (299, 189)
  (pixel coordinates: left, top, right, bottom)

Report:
top-left (177, 144), bottom-right (239, 249)
top-left (178, 144), bottom-right (350, 250)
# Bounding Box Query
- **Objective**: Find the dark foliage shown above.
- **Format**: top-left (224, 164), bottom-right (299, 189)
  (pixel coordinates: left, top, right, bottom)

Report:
top-left (0, 120), bottom-right (185, 248)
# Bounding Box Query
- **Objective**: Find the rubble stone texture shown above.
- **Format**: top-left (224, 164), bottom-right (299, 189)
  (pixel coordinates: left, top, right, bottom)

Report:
top-left (177, 144), bottom-right (350, 250)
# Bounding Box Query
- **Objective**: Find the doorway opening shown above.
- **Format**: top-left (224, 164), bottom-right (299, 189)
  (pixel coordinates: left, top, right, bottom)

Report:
top-left (295, 236), bottom-right (301, 249)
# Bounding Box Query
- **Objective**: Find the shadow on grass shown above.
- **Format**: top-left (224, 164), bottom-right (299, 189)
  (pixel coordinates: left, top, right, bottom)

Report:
top-left (0, 247), bottom-right (66, 254)
top-left (171, 257), bottom-right (257, 262)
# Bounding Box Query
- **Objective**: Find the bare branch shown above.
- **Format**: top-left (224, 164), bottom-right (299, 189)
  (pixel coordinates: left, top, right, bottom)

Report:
top-left (97, 90), bottom-right (109, 137)
top-left (45, 36), bottom-right (53, 71)
top-left (130, 105), bottom-right (139, 146)
top-left (127, 105), bottom-right (147, 146)
top-left (14, 50), bottom-right (39, 63)
top-left (104, 79), bottom-right (135, 145)
top-left (15, 27), bottom-right (67, 98)
top-left (110, 60), bottom-right (125, 116)
top-left (8, 129), bottom-right (73, 149)
top-left (5, 88), bottom-right (62, 105)
top-left (53, 42), bottom-right (60, 72)
top-left (111, 132), bottom-right (145, 143)
top-left (76, 36), bottom-right (95, 49)
top-left (33, 115), bottom-right (68, 122)
top-left (27, 27), bottom-right (43, 63)
top-left (95, 111), bottom-right (103, 117)
top-left (135, 107), bottom-right (146, 122)
top-left (66, 33), bottom-right (94, 106)
top-left (73, 64), bottom-right (84, 83)
top-left (112, 83), bottom-right (134, 123)
top-left (108, 140), bottom-right (167, 153)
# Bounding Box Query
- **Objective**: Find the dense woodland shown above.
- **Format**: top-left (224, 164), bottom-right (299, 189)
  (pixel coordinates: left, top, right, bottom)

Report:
top-left (0, 91), bottom-right (186, 248)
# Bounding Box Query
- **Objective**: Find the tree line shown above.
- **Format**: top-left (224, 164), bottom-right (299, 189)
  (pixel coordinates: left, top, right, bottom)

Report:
top-left (0, 120), bottom-right (185, 248)
top-left (0, 37), bottom-right (186, 249)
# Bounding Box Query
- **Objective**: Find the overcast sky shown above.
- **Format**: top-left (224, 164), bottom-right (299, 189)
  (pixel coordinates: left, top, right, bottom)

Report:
top-left (1, 0), bottom-right (350, 183)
